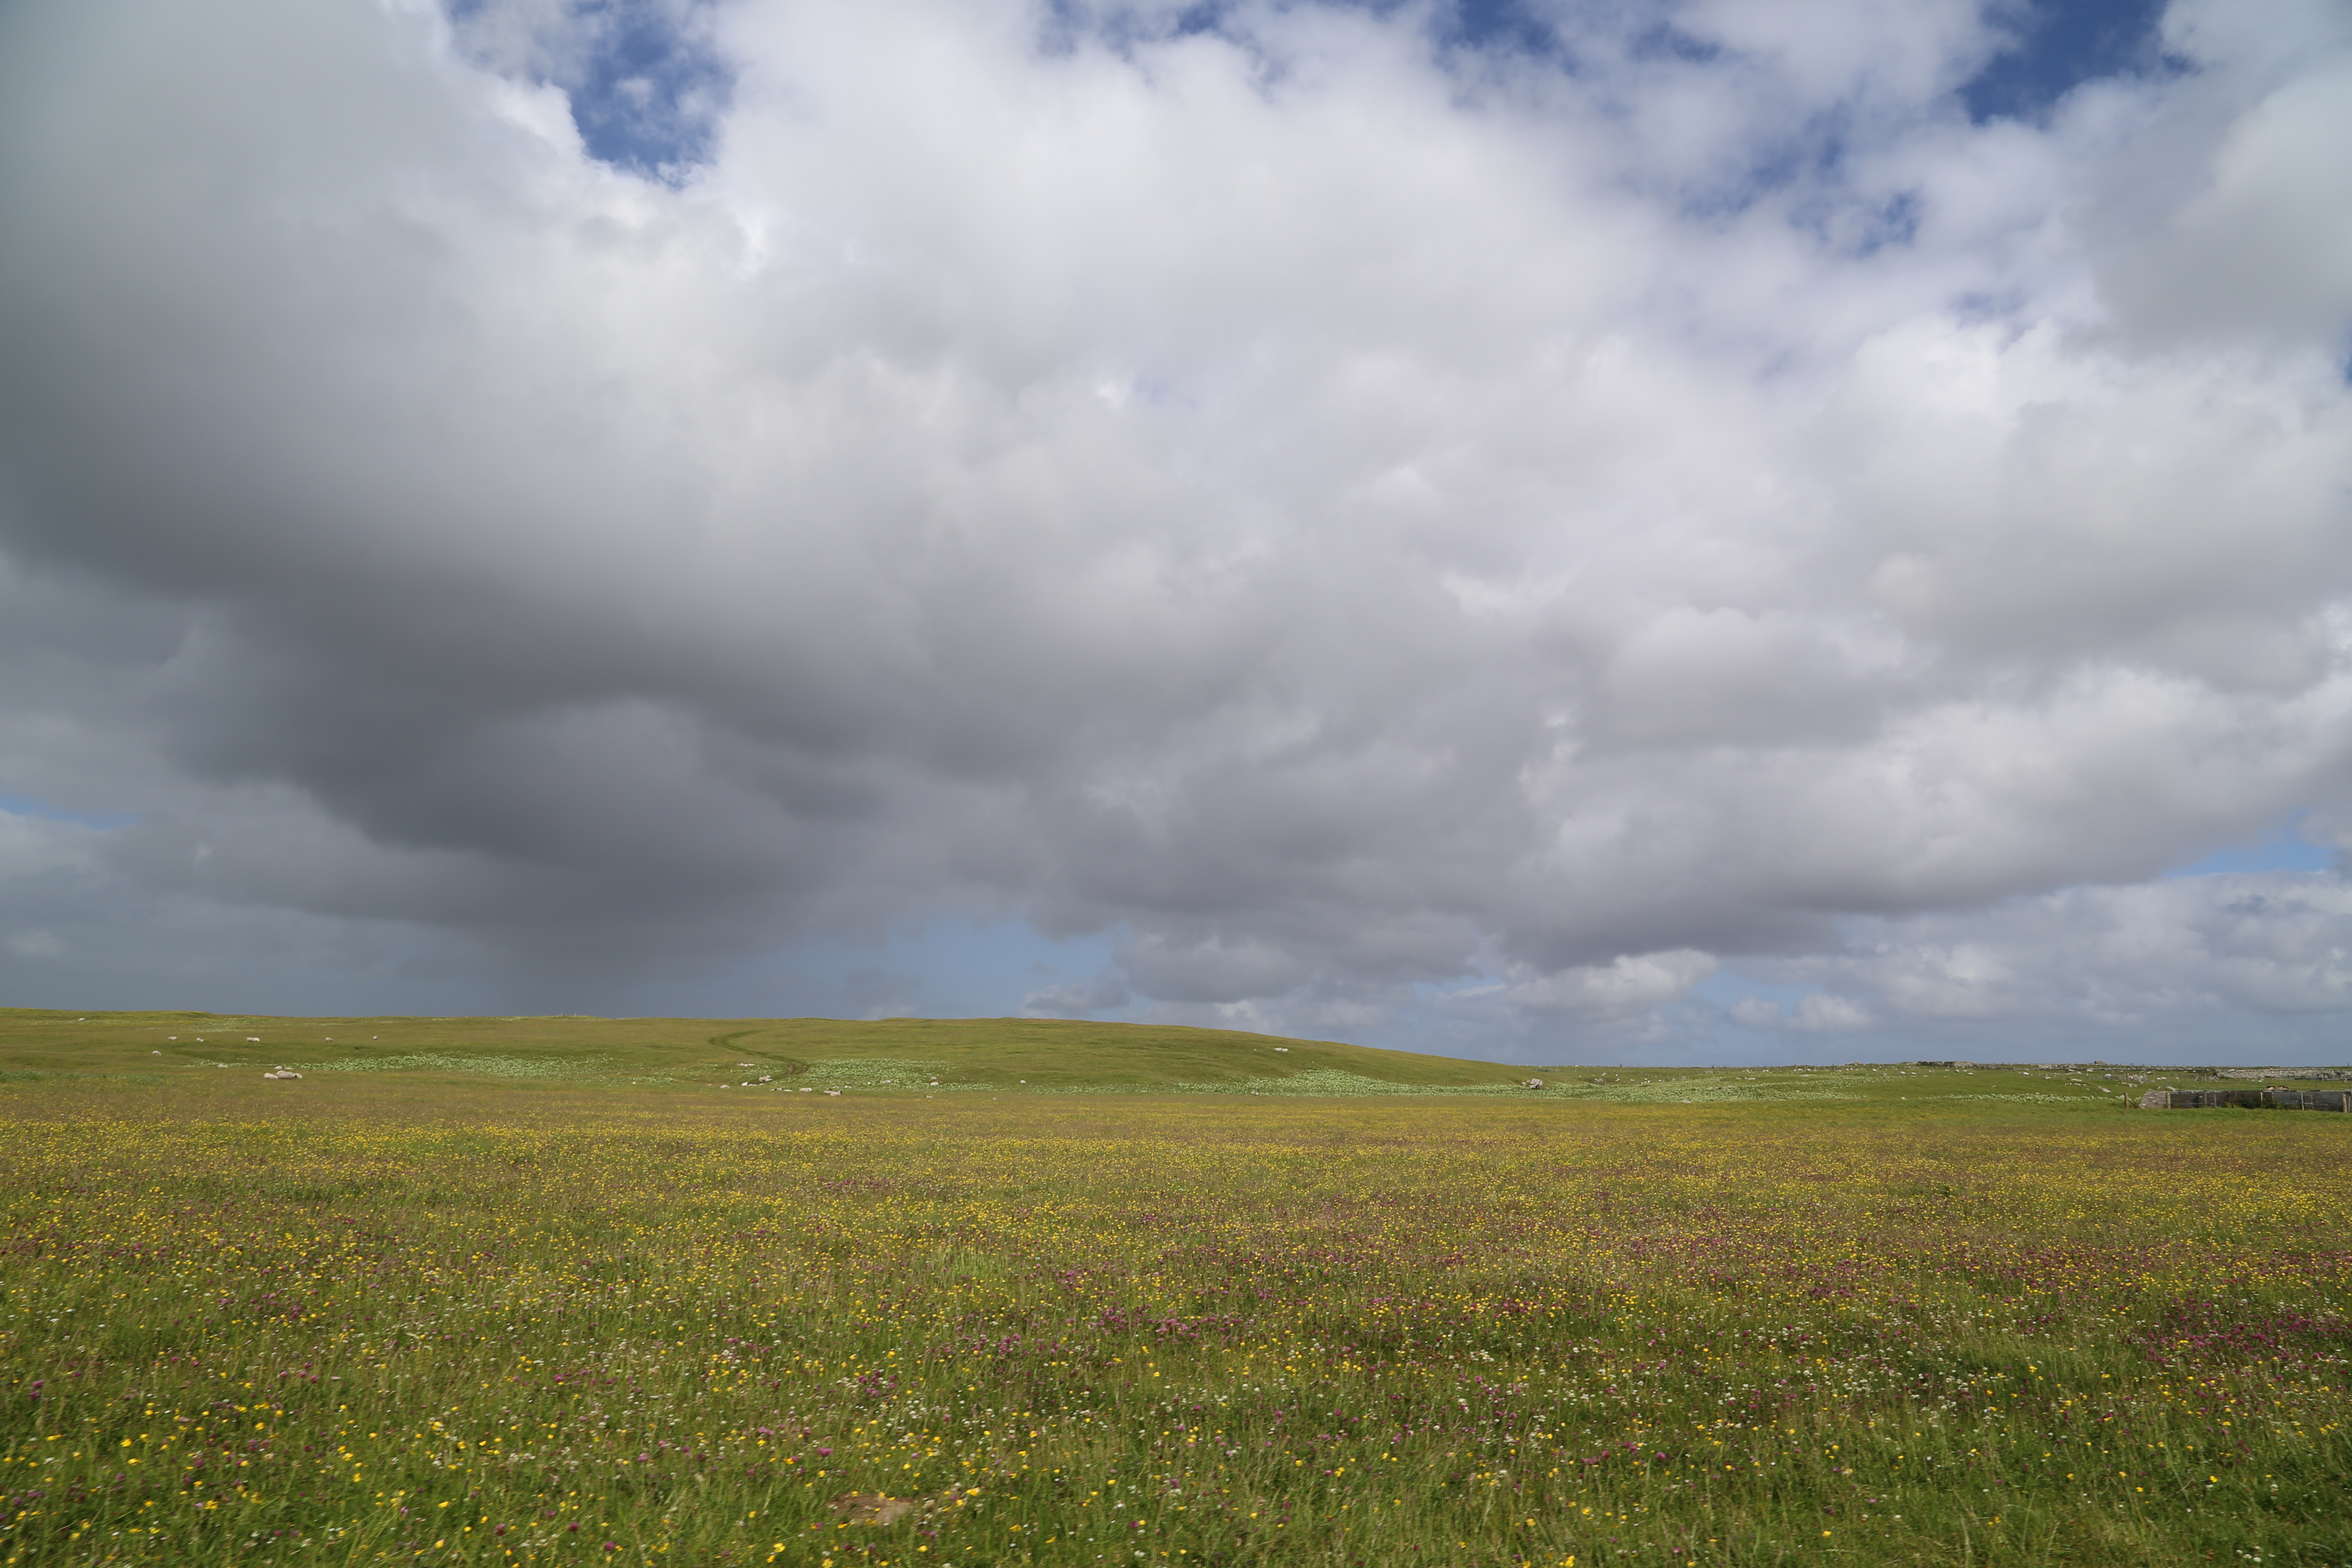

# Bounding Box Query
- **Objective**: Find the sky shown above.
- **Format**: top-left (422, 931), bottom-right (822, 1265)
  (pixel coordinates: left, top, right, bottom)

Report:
top-left (2, 0), bottom-right (2351, 1065)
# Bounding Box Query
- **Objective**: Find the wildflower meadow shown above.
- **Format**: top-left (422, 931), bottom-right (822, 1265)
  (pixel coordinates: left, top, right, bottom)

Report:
top-left (2, 1017), bottom-right (2347, 1566)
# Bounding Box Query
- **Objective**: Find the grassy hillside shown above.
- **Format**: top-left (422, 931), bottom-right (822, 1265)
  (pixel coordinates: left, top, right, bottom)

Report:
top-left (0, 1008), bottom-right (1530, 1092)
top-left (6, 1010), bottom-right (2348, 1108)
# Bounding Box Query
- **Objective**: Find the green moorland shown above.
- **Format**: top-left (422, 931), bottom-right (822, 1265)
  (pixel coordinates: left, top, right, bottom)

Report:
top-left (0, 1010), bottom-right (1526, 1095)
top-left (1, 1010), bottom-right (2347, 1568)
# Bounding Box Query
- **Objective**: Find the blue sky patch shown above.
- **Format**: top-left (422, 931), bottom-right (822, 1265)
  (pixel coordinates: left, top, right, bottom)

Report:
top-left (450, 0), bottom-right (733, 179)
top-left (1962, 0), bottom-right (2174, 123)
top-left (1694, 967), bottom-right (1821, 1011)
top-left (0, 795), bottom-right (138, 831)
top-left (2164, 817), bottom-right (2337, 878)
top-left (1438, 0), bottom-right (1562, 58)
top-left (567, 0), bottom-right (731, 177)
top-left (626, 919), bottom-right (1126, 1021)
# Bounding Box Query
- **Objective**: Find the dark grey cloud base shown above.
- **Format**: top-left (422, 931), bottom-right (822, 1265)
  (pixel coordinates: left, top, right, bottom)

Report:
top-left (2, 0), bottom-right (2350, 1060)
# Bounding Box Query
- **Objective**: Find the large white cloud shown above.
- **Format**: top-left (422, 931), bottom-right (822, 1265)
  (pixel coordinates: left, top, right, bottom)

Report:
top-left (1, 0), bottom-right (2349, 1058)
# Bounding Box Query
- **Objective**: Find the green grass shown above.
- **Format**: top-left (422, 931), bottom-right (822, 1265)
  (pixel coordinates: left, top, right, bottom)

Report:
top-left (0, 1013), bottom-right (2347, 1567)
top-left (0, 1010), bottom-right (1528, 1093)
top-left (14, 1008), bottom-right (2342, 1105)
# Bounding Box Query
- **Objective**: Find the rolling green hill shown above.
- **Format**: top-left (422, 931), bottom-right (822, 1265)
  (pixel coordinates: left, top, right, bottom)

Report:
top-left (7, 1009), bottom-right (2344, 1106)
top-left (0, 1008), bottom-right (1528, 1093)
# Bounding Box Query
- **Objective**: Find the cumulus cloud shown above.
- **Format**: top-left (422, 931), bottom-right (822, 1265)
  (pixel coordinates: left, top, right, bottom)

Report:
top-left (1693, 871), bottom-right (2347, 1060)
top-left (1, 0), bottom-right (2349, 1059)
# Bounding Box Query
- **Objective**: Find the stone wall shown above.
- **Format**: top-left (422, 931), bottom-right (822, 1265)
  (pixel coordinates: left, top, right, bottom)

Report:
top-left (2141, 1088), bottom-right (2351, 1110)
top-left (2216, 1068), bottom-right (2352, 1081)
